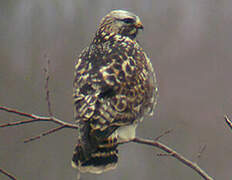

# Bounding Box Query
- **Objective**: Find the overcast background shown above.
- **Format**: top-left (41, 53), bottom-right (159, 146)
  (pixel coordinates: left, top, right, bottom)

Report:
top-left (1, 0), bottom-right (232, 179)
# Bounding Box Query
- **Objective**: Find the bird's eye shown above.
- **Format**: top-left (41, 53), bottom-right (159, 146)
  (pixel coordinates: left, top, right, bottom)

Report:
top-left (121, 18), bottom-right (135, 24)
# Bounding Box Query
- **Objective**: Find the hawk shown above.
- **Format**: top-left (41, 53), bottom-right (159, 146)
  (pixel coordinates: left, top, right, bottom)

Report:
top-left (72, 10), bottom-right (158, 174)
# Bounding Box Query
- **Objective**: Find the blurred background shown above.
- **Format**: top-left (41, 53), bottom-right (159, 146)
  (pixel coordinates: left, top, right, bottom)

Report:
top-left (0, 0), bottom-right (232, 179)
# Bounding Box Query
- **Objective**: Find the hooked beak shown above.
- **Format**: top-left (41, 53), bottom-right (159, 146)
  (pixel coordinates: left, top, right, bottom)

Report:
top-left (135, 20), bottom-right (144, 30)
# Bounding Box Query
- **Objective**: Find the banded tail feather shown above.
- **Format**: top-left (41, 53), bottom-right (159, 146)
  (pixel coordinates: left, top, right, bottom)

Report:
top-left (72, 123), bottom-right (138, 174)
top-left (72, 138), bottom-right (118, 174)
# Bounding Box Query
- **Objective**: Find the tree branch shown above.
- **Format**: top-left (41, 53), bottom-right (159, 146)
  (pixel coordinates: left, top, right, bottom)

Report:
top-left (132, 138), bottom-right (213, 180)
top-left (155, 128), bottom-right (173, 141)
top-left (0, 168), bottom-right (17, 180)
top-left (43, 56), bottom-right (53, 117)
top-left (197, 144), bottom-right (207, 160)
top-left (0, 106), bottom-right (78, 130)
top-left (0, 105), bottom-right (214, 179)
top-left (0, 106), bottom-right (78, 143)
top-left (224, 114), bottom-right (232, 130)
top-left (23, 125), bottom-right (65, 143)
top-left (116, 138), bottom-right (213, 180)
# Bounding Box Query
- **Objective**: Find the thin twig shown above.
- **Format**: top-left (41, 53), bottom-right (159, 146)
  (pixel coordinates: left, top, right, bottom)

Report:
top-left (117, 138), bottom-right (214, 179)
top-left (24, 125), bottom-right (65, 143)
top-left (0, 106), bottom-right (78, 136)
top-left (0, 168), bottom-right (17, 180)
top-left (131, 138), bottom-right (214, 180)
top-left (0, 106), bottom-right (78, 142)
top-left (197, 144), bottom-right (207, 160)
top-left (224, 114), bottom-right (232, 130)
top-left (155, 128), bottom-right (173, 141)
top-left (43, 57), bottom-right (53, 117)
top-left (0, 106), bottom-right (78, 130)
top-left (0, 106), bottom-right (38, 119)
top-left (0, 118), bottom-right (41, 128)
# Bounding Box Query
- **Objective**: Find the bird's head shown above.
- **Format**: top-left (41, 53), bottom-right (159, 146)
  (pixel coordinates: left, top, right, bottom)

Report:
top-left (97, 10), bottom-right (144, 40)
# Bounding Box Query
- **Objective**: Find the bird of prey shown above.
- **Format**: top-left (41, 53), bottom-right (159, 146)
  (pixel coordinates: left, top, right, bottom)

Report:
top-left (72, 9), bottom-right (158, 174)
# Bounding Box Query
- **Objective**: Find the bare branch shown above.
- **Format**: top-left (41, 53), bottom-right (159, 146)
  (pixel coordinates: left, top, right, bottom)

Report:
top-left (0, 106), bottom-right (38, 119)
top-left (0, 106), bottom-right (78, 130)
top-left (155, 128), bottom-right (173, 141)
top-left (43, 56), bottom-right (53, 117)
top-left (0, 118), bottom-right (41, 128)
top-left (0, 168), bottom-right (17, 180)
top-left (131, 138), bottom-right (214, 180)
top-left (0, 105), bottom-right (214, 179)
top-left (0, 105), bottom-right (78, 142)
top-left (224, 114), bottom-right (232, 130)
top-left (24, 125), bottom-right (65, 143)
top-left (116, 137), bottom-right (213, 179)
top-left (197, 144), bottom-right (207, 160)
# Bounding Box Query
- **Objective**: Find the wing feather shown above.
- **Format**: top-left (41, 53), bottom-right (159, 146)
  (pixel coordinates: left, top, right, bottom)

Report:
top-left (73, 35), bottom-right (157, 141)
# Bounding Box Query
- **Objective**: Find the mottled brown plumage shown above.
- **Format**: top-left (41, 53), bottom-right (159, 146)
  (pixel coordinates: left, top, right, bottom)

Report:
top-left (72, 10), bottom-right (158, 174)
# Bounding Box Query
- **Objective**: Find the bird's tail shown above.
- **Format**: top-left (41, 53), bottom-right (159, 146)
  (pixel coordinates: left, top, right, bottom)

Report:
top-left (72, 138), bottom-right (118, 174)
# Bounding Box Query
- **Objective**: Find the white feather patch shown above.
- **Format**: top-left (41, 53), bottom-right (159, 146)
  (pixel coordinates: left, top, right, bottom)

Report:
top-left (110, 122), bottom-right (138, 141)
